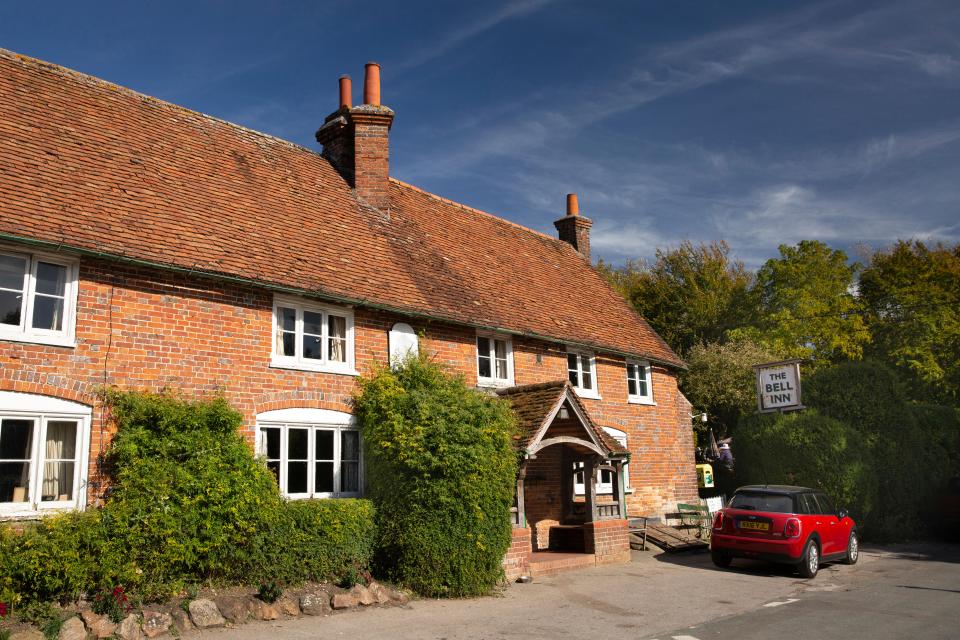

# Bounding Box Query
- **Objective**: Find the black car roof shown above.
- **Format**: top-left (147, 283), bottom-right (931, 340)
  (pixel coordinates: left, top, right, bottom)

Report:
top-left (735, 485), bottom-right (814, 495)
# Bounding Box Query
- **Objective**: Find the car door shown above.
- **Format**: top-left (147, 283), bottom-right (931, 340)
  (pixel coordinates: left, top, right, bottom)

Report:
top-left (813, 492), bottom-right (843, 556)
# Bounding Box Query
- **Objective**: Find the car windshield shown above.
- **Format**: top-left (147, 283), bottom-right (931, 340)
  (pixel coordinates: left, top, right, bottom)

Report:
top-left (729, 492), bottom-right (794, 513)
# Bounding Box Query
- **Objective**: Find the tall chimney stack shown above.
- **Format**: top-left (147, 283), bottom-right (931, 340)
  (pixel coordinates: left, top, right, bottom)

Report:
top-left (554, 193), bottom-right (593, 259)
top-left (316, 62), bottom-right (395, 209)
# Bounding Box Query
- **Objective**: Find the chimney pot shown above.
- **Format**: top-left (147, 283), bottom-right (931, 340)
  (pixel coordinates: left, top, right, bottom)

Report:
top-left (364, 62), bottom-right (381, 106)
top-left (566, 193), bottom-right (579, 216)
top-left (339, 75), bottom-right (352, 109)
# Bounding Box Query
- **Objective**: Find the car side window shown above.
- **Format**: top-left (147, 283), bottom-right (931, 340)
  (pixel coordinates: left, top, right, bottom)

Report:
top-left (815, 492), bottom-right (836, 515)
top-left (799, 493), bottom-right (816, 514)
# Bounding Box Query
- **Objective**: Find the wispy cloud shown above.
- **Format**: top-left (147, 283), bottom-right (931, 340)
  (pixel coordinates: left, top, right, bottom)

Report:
top-left (395, 0), bottom-right (557, 72)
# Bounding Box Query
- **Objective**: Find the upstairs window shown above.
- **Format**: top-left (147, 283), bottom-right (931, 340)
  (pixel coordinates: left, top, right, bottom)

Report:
top-left (567, 350), bottom-right (599, 398)
top-left (476, 334), bottom-right (513, 387)
top-left (271, 297), bottom-right (355, 374)
top-left (0, 250), bottom-right (78, 347)
top-left (626, 360), bottom-right (654, 404)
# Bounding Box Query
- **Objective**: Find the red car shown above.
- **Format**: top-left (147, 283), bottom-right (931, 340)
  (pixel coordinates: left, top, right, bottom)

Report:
top-left (710, 485), bottom-right (858, 578)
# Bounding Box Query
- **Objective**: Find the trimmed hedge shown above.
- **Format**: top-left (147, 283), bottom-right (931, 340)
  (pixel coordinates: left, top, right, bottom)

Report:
top-left (354, 355), bottom-right (518, 597)
top-left (0, 391), bottom-right (376, 606)
top-left (735, 409), bottom-right (877, 524)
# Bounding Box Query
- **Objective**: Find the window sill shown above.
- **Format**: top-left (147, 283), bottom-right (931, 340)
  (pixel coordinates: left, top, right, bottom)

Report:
top-left (477, 378), bottom-right (515, 389)
top-left (628, 397), bottom-right (656, 406)
top-left (269, 359), bottom-right (359, 376)
top-left (0, 332), bottom-right (76, 348)
top-left (573, 388), bottom-right (602, 400)
top-left (0, 506), bottom-right (78, 520)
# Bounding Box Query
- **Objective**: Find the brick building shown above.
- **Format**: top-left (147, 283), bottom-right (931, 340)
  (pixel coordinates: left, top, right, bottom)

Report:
top-left (0, 50), bottom-right (698, 574)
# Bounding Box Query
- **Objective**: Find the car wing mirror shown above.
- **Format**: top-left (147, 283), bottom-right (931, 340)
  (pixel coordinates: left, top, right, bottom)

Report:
top-left (838, 508), bottom-right (848, 520)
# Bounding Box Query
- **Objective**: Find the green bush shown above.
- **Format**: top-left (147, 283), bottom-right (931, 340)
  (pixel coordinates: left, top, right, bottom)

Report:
top-left (735, 409), bottom-right (877, 523)
top-left (244, 498), bottom-right (376, 585)
top-left (1, 391), bottom-right (376, 605)
top-left (354, 356), bottom-right (518, 597)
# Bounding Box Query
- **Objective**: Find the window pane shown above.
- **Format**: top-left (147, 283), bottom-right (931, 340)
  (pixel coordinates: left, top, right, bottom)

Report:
top-left (31, 295), bottom-right (64, 331)
top-left (478, 355), bottom-right (492, 378)
top-left (0, 255), bottom-right (26, 290)
top-left (303, 333), bottom-right (322, 360)
top-left (35, 262), bottom-right (67, 297)
top-left (494, 340), bottom-right (508, 379)
top-left (316, 461), bottom-right (334, 493)
top-left (279, 307), bottom-right (296, 332)
top-left (303, 310), bottom-right (323, 336)
top-left (0, 462), bottom-right (31, 504)
top-left (341, 461), bottom-right (359, 493)
top-left (816, 493), bottom-right (836, 514)
top-left (288, 429), bottom-right (309, 459)
top-left (568, 368), bottom-right (579, 388)
top-left (266, 460), bottom-right (280, 484)
top-left (42, 462), bottom-right (74, 501)
top-left (495, 357), bottom-right (508, 380)
top-left (567, 353), bottom-right (578, 371)
top-left (637, 375), bottom-right (648, 397)
top-left (627, 374), bottom-right (638, 397)
top-left (287, 461), bottom-right (308, 493)
top-left (281, 332), bottom-right (296, 357)
top-left (0, 419), bottom-right (33, 459)
top-left (0, 290), bottom-right (22, 326)
top-left (328, 315), bottom-right (346, 363)
top-left (263, 427), bottom-right (281, 460)
top-left (477, 336), bottom-right (490, 357)
top-left (341, 431), bottom-right (360, 461)
top-left (582, 369), bottom-right (593, 390)
top-left (45, 421), bottom-right (77, 459)
top-left (316, 430), bottom-right (334, 460)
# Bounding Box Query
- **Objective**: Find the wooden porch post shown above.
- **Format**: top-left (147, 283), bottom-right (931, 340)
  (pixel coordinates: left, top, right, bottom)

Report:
top-left (614, 460), bottom-right (627, 518)
top-left (516, 459), bottom-right (527, 527)
top-left (584, 457), bottom-right (598, 523)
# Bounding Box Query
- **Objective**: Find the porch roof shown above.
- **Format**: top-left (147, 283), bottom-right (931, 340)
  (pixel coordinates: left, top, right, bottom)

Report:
top-left (497, 380), bottom-right (628, 456)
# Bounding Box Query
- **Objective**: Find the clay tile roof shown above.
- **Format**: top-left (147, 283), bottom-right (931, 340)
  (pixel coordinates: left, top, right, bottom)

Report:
top-left (0, 49), bottom-right (682, 368)
top-left (497, 381), bottom-right (628, 455)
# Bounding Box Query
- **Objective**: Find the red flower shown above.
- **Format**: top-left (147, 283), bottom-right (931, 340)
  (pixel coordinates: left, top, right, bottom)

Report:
top-left (0, 601), bottom-right (8, 618)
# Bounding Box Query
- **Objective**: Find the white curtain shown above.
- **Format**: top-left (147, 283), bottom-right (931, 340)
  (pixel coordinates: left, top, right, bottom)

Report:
top-left (42, 421), bottom-right (75, 501)
top-left (328, 315), bottom-right (346, 362)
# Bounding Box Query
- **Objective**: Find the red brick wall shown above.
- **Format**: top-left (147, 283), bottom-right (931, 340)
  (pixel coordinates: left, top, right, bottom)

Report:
top-left (503, 526), bottom-right (532, 580)
top-left (0, 255), bottom-right (697, 514)
top-left (583, 519), bottom-right (631, 565)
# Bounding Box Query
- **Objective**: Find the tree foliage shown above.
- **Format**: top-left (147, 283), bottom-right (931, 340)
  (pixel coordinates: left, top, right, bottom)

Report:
top-left (729, 240), bottom-right (869, 366)
top-left (681, 338), bottom-right (780, 438)
top-left (353, 355), bottom-right (518, 597)
top-left (599, 240), bottom-right (754, 356)
top-left (860, 241), bottom-right (960, 404)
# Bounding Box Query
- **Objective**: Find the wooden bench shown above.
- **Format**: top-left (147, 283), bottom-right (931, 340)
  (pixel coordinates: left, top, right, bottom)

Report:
top-left (628, 517), bottom-right (649, 550)
top-left (664, 502), bottom-right (711, 540)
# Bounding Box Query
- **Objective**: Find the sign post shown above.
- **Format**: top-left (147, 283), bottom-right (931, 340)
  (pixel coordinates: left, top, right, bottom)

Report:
top-left (753, 359), bottom-right (804, 413)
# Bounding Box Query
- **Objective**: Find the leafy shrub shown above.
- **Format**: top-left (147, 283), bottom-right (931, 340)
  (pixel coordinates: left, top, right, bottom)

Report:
top-left (1, 391), bottom-right (376, 604)
top-left (91, 586), bottom-right (133, 623)
top-left (243, 498), bottom-right (376, 586)
top-left (256, 581), bottom-right (282, 604)
top-left (354, 356), bottom-right (517, 597)
top-left (735, 409), bottom-right (877, 524)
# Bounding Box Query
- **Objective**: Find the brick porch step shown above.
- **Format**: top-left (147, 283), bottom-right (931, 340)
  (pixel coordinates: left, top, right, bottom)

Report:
top-left (529, 551), bottom-right (598, 578)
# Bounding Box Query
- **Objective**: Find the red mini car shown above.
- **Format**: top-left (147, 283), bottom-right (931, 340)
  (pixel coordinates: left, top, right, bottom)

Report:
top-left (710, 485), bottom-right (858, 578)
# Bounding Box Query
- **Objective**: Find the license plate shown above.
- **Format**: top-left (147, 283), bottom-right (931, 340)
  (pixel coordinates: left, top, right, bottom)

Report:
top-left (739, 520), bottom-right (770, 531)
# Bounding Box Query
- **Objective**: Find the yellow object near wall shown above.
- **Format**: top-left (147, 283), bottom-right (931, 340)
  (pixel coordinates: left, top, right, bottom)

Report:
top-left (697, 464), bottom-right (715, 488)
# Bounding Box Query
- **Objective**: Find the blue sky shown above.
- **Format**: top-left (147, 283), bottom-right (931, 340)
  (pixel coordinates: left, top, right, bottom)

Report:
top-left (2, 0), bottom-right (958, 267)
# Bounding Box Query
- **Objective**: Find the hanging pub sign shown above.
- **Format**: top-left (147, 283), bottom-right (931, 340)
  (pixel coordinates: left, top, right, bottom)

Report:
top-left (753, 359), bottom-right (804, 413)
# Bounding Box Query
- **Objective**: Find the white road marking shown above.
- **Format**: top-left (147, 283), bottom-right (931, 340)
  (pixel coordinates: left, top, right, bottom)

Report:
top-left (764, 598), bottom-right (799, 607)
top-left (671, 636), bottom-right (702, 640)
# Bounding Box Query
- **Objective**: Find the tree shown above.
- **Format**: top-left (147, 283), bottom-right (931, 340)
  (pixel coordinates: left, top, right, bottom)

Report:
top-left (730, 240), bottom-right (869, 366)
top-left (859, 241), bottom-right (960, 405)
top-left (599, 240), bottom-right (755, 356)
top-left (681, 338), bottom-right (780, 438)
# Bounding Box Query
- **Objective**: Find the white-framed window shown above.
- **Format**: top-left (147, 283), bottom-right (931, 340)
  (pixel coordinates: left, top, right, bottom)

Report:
top-left (476, 333), bottom-right (513, 387)
top-left (256, 408), bottom-right (361, 499)
top-left (0, 248), bottom-right (79, 348)
top-left (0, 391), bottom-right (92, 517)
top-left (271, 296), bottom-right (356, 374)
top-left (626, 360), bottom-right (654, 404)
top-left (567, 350), bottom-right (599, 398)
top-left (572, 428), bottom-right (630, 496)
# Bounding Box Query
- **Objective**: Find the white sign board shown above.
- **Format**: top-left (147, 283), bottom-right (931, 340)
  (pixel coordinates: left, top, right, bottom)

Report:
top-left (388, 322), bottom-right (419, 367)
top-left (754, 360), bottom-right (803, 413)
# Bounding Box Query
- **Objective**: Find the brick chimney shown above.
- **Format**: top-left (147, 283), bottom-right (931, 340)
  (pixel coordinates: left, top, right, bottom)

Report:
top-left (554, 193), bottom-right (593, 259)
top-left (316, 62), bottom-right (394, 209)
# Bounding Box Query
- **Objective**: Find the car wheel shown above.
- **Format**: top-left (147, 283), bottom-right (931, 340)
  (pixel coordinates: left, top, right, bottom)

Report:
top-left (711, 550), bottom-right (732, 568)
top-left (844, 529), bottom-right (859, 565)
top-left (797, 538), bottom-right (819, 578)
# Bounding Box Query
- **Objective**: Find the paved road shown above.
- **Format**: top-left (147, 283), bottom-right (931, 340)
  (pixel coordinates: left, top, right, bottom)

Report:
top-left (203, 543), bottom-right (959, 640)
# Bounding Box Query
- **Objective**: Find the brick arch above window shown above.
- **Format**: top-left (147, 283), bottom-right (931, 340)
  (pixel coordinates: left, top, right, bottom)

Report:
top-left (0, 371), bottom-right (97, 408)
top-left (252, 390), bottom-right (352, 416)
